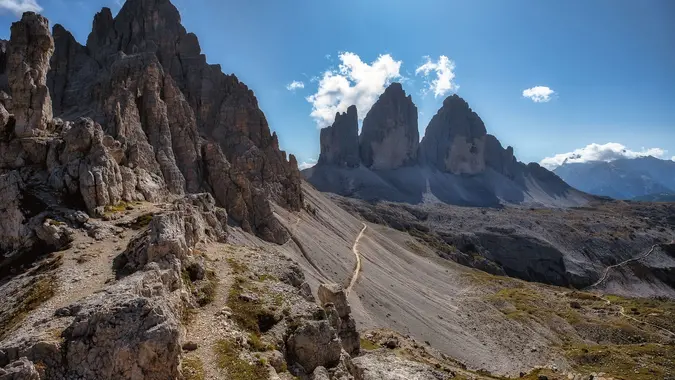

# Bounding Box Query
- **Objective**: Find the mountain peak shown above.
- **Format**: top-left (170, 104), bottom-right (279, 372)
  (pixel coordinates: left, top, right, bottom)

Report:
top-left (360, 82), bottom-right (418, 169)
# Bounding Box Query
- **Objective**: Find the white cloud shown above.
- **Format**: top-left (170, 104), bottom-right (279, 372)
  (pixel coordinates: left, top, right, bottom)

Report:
top-left (286, 81), bottom-right (305, 91)
top-left (672, 156), bottom-right (675, 162)
top-left (540, 142), bottom-right (668, 169)
top-left (415, 55), bottom-right (459, 98)
top-left (298, 158), bottom-right (317, 170)
top-left (0, 0), bottom-right (42, 15)
top-left (522, 86), bottom-right (555, 103)
top-left (307, 52), bottom-right (402, 128)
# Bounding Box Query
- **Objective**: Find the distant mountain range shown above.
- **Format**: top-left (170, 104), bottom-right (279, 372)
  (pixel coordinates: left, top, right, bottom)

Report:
top-left (553, 156), bottom-right (675, 201)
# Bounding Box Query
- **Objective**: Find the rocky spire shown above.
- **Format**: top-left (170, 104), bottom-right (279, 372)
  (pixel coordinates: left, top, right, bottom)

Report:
top-left (419, 94), bottom-right (488, 175)
top-left (29, 0), bottom-right (304, 244)
top-left (360, 82), bottom-right (419, 170)
top-left (7, 12), bottom-right (54, 137)
top-left (318, 105), bottom-right (361, 167)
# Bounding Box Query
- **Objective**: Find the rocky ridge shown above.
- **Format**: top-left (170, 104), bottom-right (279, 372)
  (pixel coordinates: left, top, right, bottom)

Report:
top-left (305, 84), bottom-right (580, 207)
top-left (1, 0), bottom-right (303, 253)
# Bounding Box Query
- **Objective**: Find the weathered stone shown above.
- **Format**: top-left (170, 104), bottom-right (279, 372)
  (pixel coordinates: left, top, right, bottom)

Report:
top-left (7, 12), bottom-right (54, 137)
top-left (33, 217), bottom-right (74, 251)
top-left (419, 95), bottom-right (487, 175)
top-left (360, 83), bottom-right (418, 169)
top-left (0, 171), bottom-right (26, 253)
top-left (318, 283), bottom-right (350, 318)
top-left (46, 0), bottom-right (302, 243)
top-left (351, 354), bottom-right (452, 380)
top-left (0, 358), bottom-right (40, 380)
top-left (318, 106), bottom-right (360, 167)
top-left (311, 366), bottom-right (330, 380)
top-left (338, 315), bottom-right (360, 356)
top-left (286, 320), bottom-right (342, 373)
top-left (60, 267), bottom-right (183, 380)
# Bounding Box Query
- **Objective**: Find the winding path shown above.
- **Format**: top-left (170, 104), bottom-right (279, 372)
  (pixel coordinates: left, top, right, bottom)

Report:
top-left (346, 223), bottom-right (367, 295)
top-left (595, 295), bottom-right (675, 337)
top-left (588, 244), bottom-right (658, 288)
top-left (586, 243), bottom-right (675, 337)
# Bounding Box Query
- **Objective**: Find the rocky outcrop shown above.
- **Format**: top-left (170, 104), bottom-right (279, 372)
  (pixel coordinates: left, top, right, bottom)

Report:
top-left (0, 197), bottom-right (223, 380)
top-left (419, 95), bottom-right (488, 175)
top-left (0, 0), bottom-right (301, 245)
top-left (114, 193), bottom-right (227, 275)
top-left (7, 13), bottom-right (54, 138)
top-left (286, 320), bottom-right (343, 373)
top-left (318, 106), bottom-right (361, 167)
top-left (317, 284), bottom-right (360, 356)
top-left (0, 358), bottom-right (40, 380)
top-left (360, 83), bottom-right (418, 170)
top-left (351, 354), bottom-right (452, 380)
top-left (484, 134), bottom-right (517, 179)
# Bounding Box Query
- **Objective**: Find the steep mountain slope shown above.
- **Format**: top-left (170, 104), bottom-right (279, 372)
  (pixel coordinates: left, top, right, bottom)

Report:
top-left (554, 156), bottom-right (675, 200)
top-left (304, 85), bottom-right (590, 207)
top-left (1, 0), bottom-right (303, 251)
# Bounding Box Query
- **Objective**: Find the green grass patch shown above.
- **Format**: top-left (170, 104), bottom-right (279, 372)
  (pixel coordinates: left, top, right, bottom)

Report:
top-left (605, 294), bottom-right (675, 332)
top-left (104, 202), bottom-right (131, 214)
top-left (567, 343), bottom-right (675, 380)
top-left (196, 270), bottom-right (218, 307)
top-left (182, 357), bottom-right (205, 380)
top-left (0, 274), bottom-right (57, 340)
top-left (215, 339), bottom-right (269, 380)
top-left (360, 338), bottom-right (380, 351)
top-left (227, 278), bottom-right (278, 335)
top-left (226, 257), bottom-right (249, 275)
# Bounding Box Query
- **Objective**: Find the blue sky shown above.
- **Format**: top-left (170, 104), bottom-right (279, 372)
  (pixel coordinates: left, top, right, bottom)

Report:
top-left (1, 0), bottom-right (674, 168)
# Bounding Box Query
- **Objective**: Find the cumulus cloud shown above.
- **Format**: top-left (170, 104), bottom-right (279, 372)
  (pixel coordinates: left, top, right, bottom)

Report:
top-left (522, 86), bottom-right (555, 103)
top-left (672, 156), bottom-right (675, 162)
top-left (415, 55), bottom-right (459, 98)
top-left (0, 0), bottom-right (42, 15)
top-left (286, 81), bottom-right (305, 91)
top-left (298, 158), bottom-right (317, 170)
top-left (540, 142), bottom-right (668, 169)
top-left (306, 52), bottom-right (402, 128)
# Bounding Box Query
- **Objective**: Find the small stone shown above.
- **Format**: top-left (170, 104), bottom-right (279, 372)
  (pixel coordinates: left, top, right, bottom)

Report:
top-left (182, 341), bottom-right (198, 351)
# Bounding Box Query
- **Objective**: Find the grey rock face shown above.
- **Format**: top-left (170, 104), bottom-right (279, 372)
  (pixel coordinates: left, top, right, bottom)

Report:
top-left (484, 134), bottom-right (517, 179)
top-left (317, 284), bottom-right (360, 356)
top-left (41, 0), bottom-right (302, 242)
top-left (114, 194), bottom-right (227, 275)
top-left (360, 83), bottom-right (418, 170)
top-left (419, 95), bottom-right (487, 175)
top-left (319, 106), bottom-right (361, 167)
top-left (351, 354), bottom-right (452, 380)
top-left (0, 358), bottom-right (40, 380)
top-left (318, 283), bottom-right (351, 318)
top-left (7, 13), bottom-right (54, 138)
top-left (286, 320), bottom-right (343, 373)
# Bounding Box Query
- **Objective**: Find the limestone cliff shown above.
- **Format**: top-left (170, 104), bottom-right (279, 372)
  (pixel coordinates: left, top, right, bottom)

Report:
top-left (360, 83), bottom-right (418, 170)
top-left (0, 0), bottom-right (304, 247)
top-left (318, 105), bottom-right (361, 167)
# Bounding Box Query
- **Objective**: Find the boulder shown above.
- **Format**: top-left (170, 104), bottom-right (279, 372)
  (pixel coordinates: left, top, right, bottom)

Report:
top-left (286, 320), bottom-right (342, 373)
top-left (338, 316), bottom-right (360, 356)
top-left (60, 266), bottom-right (183, 380)
top-left (318, 283), bottom-right (351, 318)
top-left (0, 358), bottom-right (40, 380)
top-left (360, 83), bottom-right (418, 169)
top-left (351, 354), bottom-right (452, 380)
top-left (318, 106), bottom-right (361, 167)
top-left (7, 12), bottom-right (54, 137)
top-left (311, 366), bottom-right (330, 380)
